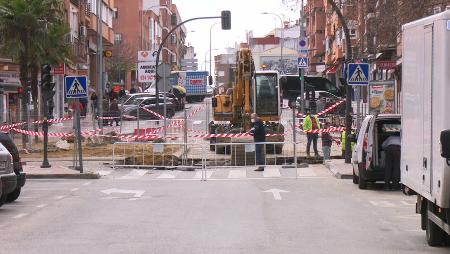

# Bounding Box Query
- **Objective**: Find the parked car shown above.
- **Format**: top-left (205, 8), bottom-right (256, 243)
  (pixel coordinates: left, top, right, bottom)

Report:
top-left (280, 75), bottom-right (344, 104)
top-left (0, 143), bottom-right (17, 207)
top-left (296, 91), bottom-right (343, 107)
top-left (351, 114), bottom-right (401, 189)
top-left (121, 92), bottom-right (183, 111)
top-left (123, 97), bottom-right (176, 119)
top-left (0, 133), bottom-right (26, 204)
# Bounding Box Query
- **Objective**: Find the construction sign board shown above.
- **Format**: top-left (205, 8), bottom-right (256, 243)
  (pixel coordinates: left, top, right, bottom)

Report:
top-left (65, 76), bottom-right (88, 99)
top-left (347, 63), bottom-right (369, 85)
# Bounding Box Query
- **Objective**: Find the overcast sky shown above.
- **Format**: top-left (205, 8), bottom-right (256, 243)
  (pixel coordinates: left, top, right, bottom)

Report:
top-left (173, 0), bottom-right (302, 72)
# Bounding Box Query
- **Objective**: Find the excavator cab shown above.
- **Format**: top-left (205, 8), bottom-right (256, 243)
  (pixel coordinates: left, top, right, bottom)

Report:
top-left (254, 71), bottom-right (280, 121)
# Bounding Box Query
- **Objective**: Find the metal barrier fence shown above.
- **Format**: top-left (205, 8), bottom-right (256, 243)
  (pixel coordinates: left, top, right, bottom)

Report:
top-left (112, 141), bottom-right (300, 180)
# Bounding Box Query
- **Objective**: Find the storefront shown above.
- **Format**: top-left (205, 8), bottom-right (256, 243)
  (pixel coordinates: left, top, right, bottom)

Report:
top-left (0, 71), bottom-right (21, 123)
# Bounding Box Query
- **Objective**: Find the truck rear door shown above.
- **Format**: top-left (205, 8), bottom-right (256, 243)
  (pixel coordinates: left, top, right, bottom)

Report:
top-left (422, 24), bottom-right (434, 194)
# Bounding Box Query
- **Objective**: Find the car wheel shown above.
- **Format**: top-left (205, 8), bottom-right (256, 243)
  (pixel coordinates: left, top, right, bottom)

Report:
top-left (352, 168), bottom-right (359, 184)
top-left (358, 164), bottom-right (367, 189)
top-left (426, 201), bottom-right (446, 246)
top-left (0, 194), bottom-right (7, 207)
top-left (6, 187), bottom-right (21, 203)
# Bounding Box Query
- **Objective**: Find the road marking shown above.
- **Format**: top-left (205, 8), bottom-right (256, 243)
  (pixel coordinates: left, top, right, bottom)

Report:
top-left (36, 204), bottom-right (48, 208)
top-left (83, 182), bottom-right (92, 186)
top-left (13, 213), bottom-right (28, 219)
top-left (369, 200), bottom-right (395, 208)
top-left (297, 167), bottom-right (317, 177)
top-left (119, 169), bottom-right (147, 179)
top-left (71, 188), bottom-right (79, 192)
top-left (101, 188), bottom-right (145, 198)
top-left (263, 188), bottom-right (289, 200)
top-left (228, 169), bottom-right (246, 179)
top-left (263, 168), bottom-right (281, 178)
top-left (157, 172), bottom-right (177, 179)
top-left (98, 170), bottom-right (112, 176)
top-left (194, 171), bottom-right (213, 179)
top-left (54, 195), bottom-right (65, 200)
top-left (400, 201), bottom-right (415, 206)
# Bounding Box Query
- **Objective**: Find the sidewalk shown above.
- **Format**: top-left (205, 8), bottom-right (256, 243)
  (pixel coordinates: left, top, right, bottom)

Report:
top-left (324, 159), bottom-right (353, 179)
top-left (23, 161), bottom-right (100, 179)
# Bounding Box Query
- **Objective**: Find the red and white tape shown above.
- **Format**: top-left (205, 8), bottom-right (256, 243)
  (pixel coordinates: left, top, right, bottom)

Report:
top-left (297, 99), bottom-right (345, 118)
top-left (140, 107), bottom-right (166, 120)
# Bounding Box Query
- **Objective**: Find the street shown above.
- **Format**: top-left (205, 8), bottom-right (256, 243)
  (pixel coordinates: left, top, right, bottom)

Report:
top-left (1, 165), bottom-right (446, 254)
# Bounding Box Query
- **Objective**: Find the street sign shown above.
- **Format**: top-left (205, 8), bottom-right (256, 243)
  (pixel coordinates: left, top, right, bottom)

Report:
top-left (298, 39), bottom-right (308, 55)
top-left (138, 51), bottom-right (156, 62)
top-left (297, 57), bottom-right (309, 69)
top-left (157, 77), bottom-right (172, 92)
top-left (157, 63), bottom-right (172, 78)
top-left (53, 63), bottom-right (65, 75)
top-left (138, 61), bottom-right (156, 83)
top-left (65, 76), bottom-right (87, 99)
top-left (347, 63), bottom-right (369, 85)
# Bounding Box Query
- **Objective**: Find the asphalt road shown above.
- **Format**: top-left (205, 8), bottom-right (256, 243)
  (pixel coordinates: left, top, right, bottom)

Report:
top-left (1, 165), bottom-right (448, 254)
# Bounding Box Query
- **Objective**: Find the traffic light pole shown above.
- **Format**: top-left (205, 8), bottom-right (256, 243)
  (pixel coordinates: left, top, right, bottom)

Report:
top-left (41, 118), bottom-right (51, 168)
top-left (75, 99), bottom-right (84, 173)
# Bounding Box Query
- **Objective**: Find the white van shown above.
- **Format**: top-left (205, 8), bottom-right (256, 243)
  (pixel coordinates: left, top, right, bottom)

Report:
top-left (351, 114), bottom-right (401, 189)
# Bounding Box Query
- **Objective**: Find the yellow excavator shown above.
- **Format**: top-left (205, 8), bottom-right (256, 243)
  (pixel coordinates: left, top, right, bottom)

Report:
top-left (210, 48), bottom-right (284, 154)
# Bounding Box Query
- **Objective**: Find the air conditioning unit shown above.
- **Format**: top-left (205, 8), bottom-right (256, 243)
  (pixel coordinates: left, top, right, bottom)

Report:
top-left (65, 34), bottom-right (74, 44)
top-left (80, 26), bottom-right (87, 37)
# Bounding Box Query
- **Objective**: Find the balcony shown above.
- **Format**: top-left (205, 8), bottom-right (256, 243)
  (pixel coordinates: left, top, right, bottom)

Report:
top-left (87, 14), bottom-right (115, 46)
top-left (70, 36), bottom-right (87, 63)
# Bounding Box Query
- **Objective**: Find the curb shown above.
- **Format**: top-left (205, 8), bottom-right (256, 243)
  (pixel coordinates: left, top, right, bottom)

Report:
top-left (26, 173), bottom-right (100, 179)
top-left (325, 162), bottom-right (352, 180)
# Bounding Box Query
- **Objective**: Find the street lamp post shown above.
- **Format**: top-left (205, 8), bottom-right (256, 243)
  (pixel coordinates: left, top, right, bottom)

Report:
top-left (204, 48), bottom-right (218, 71)
top-left (262, 12), bottom-right (285, 73)
top-left (209, 22), bottom-right (221, 85)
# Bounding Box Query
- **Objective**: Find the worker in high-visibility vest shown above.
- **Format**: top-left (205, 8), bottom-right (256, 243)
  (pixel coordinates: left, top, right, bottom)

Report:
top-left (303, 110), bottom-right (321, 157)
top-left (341, 130), bottom-right (356, 158)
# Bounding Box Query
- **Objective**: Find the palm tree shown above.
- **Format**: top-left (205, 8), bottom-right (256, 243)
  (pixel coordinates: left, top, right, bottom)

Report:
top-left (0, 0), bottom-right (69, 148)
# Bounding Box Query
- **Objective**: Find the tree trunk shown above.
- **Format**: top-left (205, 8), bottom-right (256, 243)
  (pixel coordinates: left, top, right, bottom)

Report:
top-left (19, 55), bottom-right (29, 149)
top-left (30, 62), bottom-right (40, 143)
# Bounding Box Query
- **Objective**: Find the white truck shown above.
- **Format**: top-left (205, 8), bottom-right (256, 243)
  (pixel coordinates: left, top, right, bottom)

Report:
top-left (401, 10), bottom-right (450, 246)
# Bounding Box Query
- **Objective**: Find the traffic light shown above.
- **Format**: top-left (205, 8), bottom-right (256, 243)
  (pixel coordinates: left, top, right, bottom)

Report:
top-left (17, 86), bottom-right (24, 99)
top-left (41, 65), bottom-right (55, 118)
top-left (221, 11), bottom-right (231, 30)
top-left (208, 75), bottom-right (213, 86)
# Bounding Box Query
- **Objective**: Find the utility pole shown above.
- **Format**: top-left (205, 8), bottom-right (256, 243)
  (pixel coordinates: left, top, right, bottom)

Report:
top-left (97, 0), bottom-right (104, 130)
top-left (209, 22), bottom-right (220, 85)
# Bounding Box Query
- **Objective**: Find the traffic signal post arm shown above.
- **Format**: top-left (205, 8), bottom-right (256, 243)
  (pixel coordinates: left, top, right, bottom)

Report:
top-left (154, 11), bottom-right (231, 109)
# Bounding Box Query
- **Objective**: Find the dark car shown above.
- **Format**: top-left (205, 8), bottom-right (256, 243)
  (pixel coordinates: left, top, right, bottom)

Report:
top-left (280, 75), bottom-right (343, 103)
top-left (123, 97), bottom-right (176, 119)
top-left (0, 133), bottom-right (26, 203)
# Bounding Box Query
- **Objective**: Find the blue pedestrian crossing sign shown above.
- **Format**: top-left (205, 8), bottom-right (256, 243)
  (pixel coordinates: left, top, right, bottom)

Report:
top-left (298, 57), bottom-right (309, 69)
top-left (65, 76), bottom-right (88, 99)
top-left (347, 63), bottom-right (369, 85)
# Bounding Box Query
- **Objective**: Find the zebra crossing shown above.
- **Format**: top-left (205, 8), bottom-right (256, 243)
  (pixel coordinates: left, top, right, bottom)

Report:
top-left (97, 166), bottom-right (330, 181)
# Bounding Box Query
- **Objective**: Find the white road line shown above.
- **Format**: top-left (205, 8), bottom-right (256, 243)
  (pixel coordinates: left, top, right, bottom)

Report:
top-left (13, 213), bottom-right (28, 219)
top-left (194, 171), bottom-right (213, 179)
top-left (157, 172), bottom-right (176, 179)
top-left (120, 169), bottom-right (148, 180)
top-left (83, 182), bottom-right (92, 186)
top-left (369, 200), bottom-right (396, 208)
top-left (400, 201), bottom-right (415, 206)
top-left (297, 167), bottom-right (317, 177)
top-left (54, 195), bottom-right (65, 200)
top-left (228, 169), bottom-right (247, 179)
top-left (98, 170), bottom-right (112, 176)
top-left (36, 204), bottom-right (48, 208)
top-left (263, 168), bottom-right (281, 178)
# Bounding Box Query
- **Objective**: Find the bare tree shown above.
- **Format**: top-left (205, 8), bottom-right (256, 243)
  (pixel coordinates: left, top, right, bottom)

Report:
top-left (105, 41), bottom-right (135, 86)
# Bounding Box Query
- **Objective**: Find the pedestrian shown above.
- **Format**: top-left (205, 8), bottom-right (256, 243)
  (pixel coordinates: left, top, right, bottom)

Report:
top-left (321, 123), bottom-right (340, 162)
top-left (250, 113), bottom-right (266, 171)
top-left (119, 88), bottom-right (126, 99)
top-left (129, 86), bottom-right (137, 94)
top-left (341, 129), bottom-right (356, 158)
top-left (109, 98), bottom-right (120, 126)
top-left (90, 92), bottom-right (98, 114)
top-left (303, 110), bottom-right (321, 158)
top-left (79, 97), bottom-right (88, 118)
top-left (102, 96), bottom-right (110, 126)
top-left (381, 134), bottom-right (401, 190)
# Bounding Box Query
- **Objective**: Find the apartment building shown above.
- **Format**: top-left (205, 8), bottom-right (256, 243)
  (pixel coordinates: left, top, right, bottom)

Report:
top-left (305, 0), bottom-right (326, 74)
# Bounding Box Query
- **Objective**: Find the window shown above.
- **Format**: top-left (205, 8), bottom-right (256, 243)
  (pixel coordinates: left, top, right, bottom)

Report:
top-left (255, 73), bottom-right (278, 116)
top-left (69, 4), bottom-right (79, 39)
top-left (350, 29), bottom-right (357, 38)
top-left (89, 0), bottom-right (97, 15)
top-left (115, 34), bottom-right (122, 44)
top-left (433, 6), bottom-right (441, 14)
